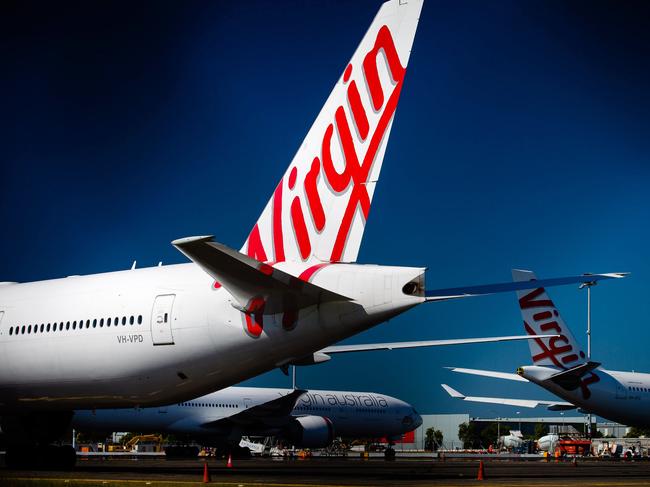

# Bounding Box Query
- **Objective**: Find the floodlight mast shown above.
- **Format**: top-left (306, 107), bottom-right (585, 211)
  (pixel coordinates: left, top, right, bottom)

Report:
top-left (579, 280), bottom-right (597, 359)
top-left (579, 280), bottom-right (597, 437)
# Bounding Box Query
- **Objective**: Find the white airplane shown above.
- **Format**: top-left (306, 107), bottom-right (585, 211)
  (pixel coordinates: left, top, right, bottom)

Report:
top-left (443, 270), bottom-right (650, 428)
top-left (72, 386), bottom-right (422, 453)
top-left (0, 0), bottom-right (625, 468)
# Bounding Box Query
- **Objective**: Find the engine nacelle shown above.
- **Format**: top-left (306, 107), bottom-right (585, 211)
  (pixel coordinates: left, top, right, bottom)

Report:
top-left (287, 416), bottom-right (335, 448)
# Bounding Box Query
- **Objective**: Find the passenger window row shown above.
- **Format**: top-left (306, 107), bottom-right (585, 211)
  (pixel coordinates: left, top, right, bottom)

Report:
top-left (7, 315), bottom-right (144, 336)
top-left (179, 402), bottom-right (238, 409)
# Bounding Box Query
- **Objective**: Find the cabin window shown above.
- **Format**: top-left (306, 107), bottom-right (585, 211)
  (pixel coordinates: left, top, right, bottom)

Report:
top-left (138, 315), bottom-right (143, 325)
top-left (129, 316), bottom-right (134, 325)
top-left (9, 327), bottom-right (13, 336)
top-left (122, 317), bottom-right (126, 326)
top-left (66, 321), bottom-right (70, 330)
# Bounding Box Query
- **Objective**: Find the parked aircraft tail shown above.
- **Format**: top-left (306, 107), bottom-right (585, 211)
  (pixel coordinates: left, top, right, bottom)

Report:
top-left (513, 269), bottom-right (586, 370)
top-left (242, 0), bottom-right (424, 264)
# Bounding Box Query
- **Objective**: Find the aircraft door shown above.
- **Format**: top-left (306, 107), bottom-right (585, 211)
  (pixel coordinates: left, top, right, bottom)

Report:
top-left (151, 294), bottom-right (175, 346)
top-left (616, 383), bottom-right (628, 399)
top-left (243, 398), bottom-right (253, 409)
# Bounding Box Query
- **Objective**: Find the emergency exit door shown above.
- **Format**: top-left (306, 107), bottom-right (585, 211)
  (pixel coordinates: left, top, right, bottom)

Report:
top-left (151, 294), bottom-right (175, 345)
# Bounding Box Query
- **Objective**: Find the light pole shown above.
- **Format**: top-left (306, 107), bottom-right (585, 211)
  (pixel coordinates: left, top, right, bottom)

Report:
top-left (579, 280), bottom-right (597, 360)
top-left (579, 280), bottom-right (597, 438)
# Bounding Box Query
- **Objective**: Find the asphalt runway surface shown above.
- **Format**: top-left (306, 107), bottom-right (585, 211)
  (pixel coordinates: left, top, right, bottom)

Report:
top-left (3, 457), bottom-right (650, 486)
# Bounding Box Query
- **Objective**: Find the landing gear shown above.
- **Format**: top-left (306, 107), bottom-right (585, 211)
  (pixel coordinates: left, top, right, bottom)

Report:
top-left (164, 445), bottom-right (200, 459)
top-left (213, 445), bottom-right (251, 459)
top-left (1, 410), bottom-right (76, 470)
top-left (5, 444), bottom-right (76, 470)
top-left (384, 444), bottom-right (396, 460)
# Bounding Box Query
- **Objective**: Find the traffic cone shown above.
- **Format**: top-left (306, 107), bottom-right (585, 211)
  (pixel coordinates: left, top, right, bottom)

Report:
top-left (203, 462), bottom-right (211, 483)
top-left (477, 460), bottom-right (485, 480)
top-left (226, 453), bottom-right (233, 469)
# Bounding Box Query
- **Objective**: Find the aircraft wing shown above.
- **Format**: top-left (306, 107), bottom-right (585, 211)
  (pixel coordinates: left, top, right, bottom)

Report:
top-left (200, 389), bottom-right (307, 429)
top-left (441, 384), bottom-right (575, 410)
top-left (173, 236), bottom-right (349, 314)
top-left (445, 367), bottom-right (528, 382)
top-left (425, 272), bottom-right (628, 301)
top-left (320, 335), bottom-right (559, 355)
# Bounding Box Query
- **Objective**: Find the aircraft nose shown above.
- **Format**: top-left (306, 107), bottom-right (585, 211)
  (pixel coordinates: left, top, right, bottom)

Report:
top-left (402, 407), bottom-right (422, 430)
top-left (412, 409), bottom-right (423, 429)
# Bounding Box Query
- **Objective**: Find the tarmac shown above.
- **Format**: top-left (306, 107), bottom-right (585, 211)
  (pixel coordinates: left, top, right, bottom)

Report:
top-left (3, 457), bottom-right (650, 486)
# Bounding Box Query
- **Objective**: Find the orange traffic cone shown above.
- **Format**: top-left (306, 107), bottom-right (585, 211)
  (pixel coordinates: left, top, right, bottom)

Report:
top-left (477, 460), bottom-right (485, 480)
top-left (203, 462), bottom-right (211, 483)
top-left (226, 453), bottom-right (233, 469)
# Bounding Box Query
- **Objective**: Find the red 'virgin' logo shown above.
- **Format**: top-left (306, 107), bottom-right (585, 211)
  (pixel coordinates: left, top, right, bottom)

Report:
top-left (238, 25), bottom-right (406, 338)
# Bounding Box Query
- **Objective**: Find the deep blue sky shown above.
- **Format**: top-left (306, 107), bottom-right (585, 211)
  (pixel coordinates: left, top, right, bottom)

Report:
top-left (2, 0), bottom-right (650, 420)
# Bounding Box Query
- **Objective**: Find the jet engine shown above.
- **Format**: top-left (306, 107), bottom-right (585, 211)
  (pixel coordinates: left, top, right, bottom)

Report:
top-left (287, 416), bottom-right (335, 448)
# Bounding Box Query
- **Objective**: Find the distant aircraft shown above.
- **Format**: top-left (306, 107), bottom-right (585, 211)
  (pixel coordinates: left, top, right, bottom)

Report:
top-left (73, 386), bottom-right (422, 453)
top-left (443, 270), bottom-right (650, 428)
top-left (0, 0), bottom-right (625, 468)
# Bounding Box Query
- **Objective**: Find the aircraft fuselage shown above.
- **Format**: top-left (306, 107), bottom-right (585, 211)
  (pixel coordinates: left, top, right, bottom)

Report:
top-left (0, 262), bottom-right (424, 411)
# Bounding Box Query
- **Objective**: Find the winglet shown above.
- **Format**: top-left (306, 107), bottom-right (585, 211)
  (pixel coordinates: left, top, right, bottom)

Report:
top-left (441, 384), bottom-right (465, 399)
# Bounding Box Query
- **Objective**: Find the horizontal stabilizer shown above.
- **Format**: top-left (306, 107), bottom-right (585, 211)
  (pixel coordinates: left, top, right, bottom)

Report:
top-left (549, 361), bottom-right (601, 390)
top-left (441, 384), bottom-right (574, 410)
top-left (548, 404), bottom-right (579, 411)
top-left (202, 389), bottom-right (307, 429)
top-left (321, 335), bottom-right (559, 355)
top-left (173, 236), bottom-right (349, 314)
top-left (446, 367), bottom-right (528, 382)
top-left (425, 272), bottom-right (628, 301)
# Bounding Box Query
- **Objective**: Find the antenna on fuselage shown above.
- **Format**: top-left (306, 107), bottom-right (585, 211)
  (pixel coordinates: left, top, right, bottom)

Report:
top-left (292, 366), bottom-right (297, 390)
top-left (131, 260), bottom-right (137, 270)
